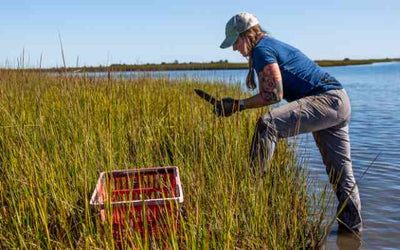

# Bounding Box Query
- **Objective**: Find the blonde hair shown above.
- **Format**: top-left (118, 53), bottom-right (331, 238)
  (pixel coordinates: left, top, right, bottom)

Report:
top-left (239, 24), bottom-right (266, 89)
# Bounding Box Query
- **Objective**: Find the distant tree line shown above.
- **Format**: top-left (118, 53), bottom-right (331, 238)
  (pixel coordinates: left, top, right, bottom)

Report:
top-left (4, 58), bottom-right (399, 72)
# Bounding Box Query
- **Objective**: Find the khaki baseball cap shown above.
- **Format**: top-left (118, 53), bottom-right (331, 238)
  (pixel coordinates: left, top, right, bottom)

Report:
top-left (220, 12), bottom-right (260, 49)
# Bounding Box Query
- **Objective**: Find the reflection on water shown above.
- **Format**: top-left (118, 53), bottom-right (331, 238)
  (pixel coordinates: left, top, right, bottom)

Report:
top-left (82, 62), bottom-right (400, 249)
top-left (334, 229), bottom-right (362, 250)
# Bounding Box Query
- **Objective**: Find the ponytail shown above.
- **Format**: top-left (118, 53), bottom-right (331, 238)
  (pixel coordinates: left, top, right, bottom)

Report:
top-left (240, 24), bottom-right (266, 90)
top-left (246, 53), bottom-right (256, 89)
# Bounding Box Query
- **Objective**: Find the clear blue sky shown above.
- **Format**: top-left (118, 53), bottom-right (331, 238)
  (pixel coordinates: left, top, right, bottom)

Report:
top-left (1, 0), bottom-right (399, 68)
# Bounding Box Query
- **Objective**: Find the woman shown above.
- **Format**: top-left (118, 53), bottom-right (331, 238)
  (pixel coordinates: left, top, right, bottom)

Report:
top-left (217, 12), bottom-right (362, 233)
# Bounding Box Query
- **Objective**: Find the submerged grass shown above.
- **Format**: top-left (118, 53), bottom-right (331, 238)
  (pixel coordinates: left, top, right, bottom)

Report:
top-left (0, 71), bottom-right (329, 249)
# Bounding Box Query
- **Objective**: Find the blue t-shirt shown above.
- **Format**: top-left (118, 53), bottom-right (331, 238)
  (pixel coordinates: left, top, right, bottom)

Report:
top-left (252, 36), bottom-right (343, 102)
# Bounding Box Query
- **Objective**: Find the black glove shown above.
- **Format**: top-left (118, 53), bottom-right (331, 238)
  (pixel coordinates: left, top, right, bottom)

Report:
top-left (214, 97), bottom-right (245, 117)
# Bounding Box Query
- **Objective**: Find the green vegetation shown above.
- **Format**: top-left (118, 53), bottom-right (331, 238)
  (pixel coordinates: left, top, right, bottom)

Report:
top-left (35, 62), bottom-right (247, 73)
top-left (12, 57), bottom-right (400, 73)
top-left (315, 58), bottom-right (399, 67)
top-left (0, 71), bottom-right (331, 249)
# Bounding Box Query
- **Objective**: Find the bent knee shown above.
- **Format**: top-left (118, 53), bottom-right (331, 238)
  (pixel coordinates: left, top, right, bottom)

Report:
top-left (256, 116), bottom-right (278, 138)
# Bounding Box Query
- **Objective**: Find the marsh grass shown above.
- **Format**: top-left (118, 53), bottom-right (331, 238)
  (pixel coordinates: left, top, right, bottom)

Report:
top-left (0, 70), bottom-right (330, 249)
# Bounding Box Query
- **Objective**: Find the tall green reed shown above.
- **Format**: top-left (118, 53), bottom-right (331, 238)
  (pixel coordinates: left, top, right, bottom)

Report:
top-left (0, 70), bottom-right (329, 249)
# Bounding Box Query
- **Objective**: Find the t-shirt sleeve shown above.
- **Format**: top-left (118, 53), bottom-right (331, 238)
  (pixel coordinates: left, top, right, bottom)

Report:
top-left (252, 46), bottom-right (277, 73)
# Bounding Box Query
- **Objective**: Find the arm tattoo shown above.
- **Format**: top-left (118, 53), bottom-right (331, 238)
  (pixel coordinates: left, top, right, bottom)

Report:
top-left (258, 63), bottom-right (283, 104)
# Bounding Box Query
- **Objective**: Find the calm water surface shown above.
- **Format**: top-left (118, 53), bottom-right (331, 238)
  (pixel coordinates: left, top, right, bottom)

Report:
top-left (96, 62), bottom-right (400, 249)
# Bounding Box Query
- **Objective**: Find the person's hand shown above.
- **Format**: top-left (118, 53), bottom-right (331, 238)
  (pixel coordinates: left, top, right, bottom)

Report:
top-left (214, 97), bottom-right (244, 117)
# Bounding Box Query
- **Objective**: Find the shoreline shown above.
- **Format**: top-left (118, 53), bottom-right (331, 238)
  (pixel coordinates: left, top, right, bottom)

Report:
top-left (2, 58), bottom-right (399, 73)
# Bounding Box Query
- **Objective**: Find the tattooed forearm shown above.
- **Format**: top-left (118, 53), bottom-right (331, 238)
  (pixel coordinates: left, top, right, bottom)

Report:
top-left (260, 75), bottom-right (276, 91)
top-left (239, 63), bottom-right (283, 109)
top-left (260, 82), bottom-right (282, 102)
top-left (258, 63), bottom-right (283, 104)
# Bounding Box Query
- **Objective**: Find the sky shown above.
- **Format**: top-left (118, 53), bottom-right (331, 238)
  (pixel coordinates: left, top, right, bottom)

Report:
top-left (1, 0), bottom-right (399, 68)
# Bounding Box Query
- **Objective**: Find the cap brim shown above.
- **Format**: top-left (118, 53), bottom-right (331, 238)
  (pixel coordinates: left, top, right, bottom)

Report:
top-left (220, 34), bottom-right (239, 49)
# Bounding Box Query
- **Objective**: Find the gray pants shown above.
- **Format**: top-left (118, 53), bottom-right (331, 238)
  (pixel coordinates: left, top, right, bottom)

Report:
top-left (250, 89), bottom-right (362, 232)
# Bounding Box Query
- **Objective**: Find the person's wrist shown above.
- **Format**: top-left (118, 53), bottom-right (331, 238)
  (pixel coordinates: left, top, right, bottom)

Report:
top-left (239, 99), bottom-right (246, 111)
top-left (233, 99), bottom-right (246, 112)
top-left (232, 100), bottom-right (239, 112)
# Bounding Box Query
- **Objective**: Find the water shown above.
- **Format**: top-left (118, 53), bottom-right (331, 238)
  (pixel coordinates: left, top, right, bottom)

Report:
top-left (295, 63), bottom-right (400, 249)
top-left (88, 62), bottom-right (400, 249)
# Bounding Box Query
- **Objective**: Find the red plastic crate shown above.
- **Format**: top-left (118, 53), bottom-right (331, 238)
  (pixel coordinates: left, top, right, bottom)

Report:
top-left (90, 166), bottom-right (184, 242)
